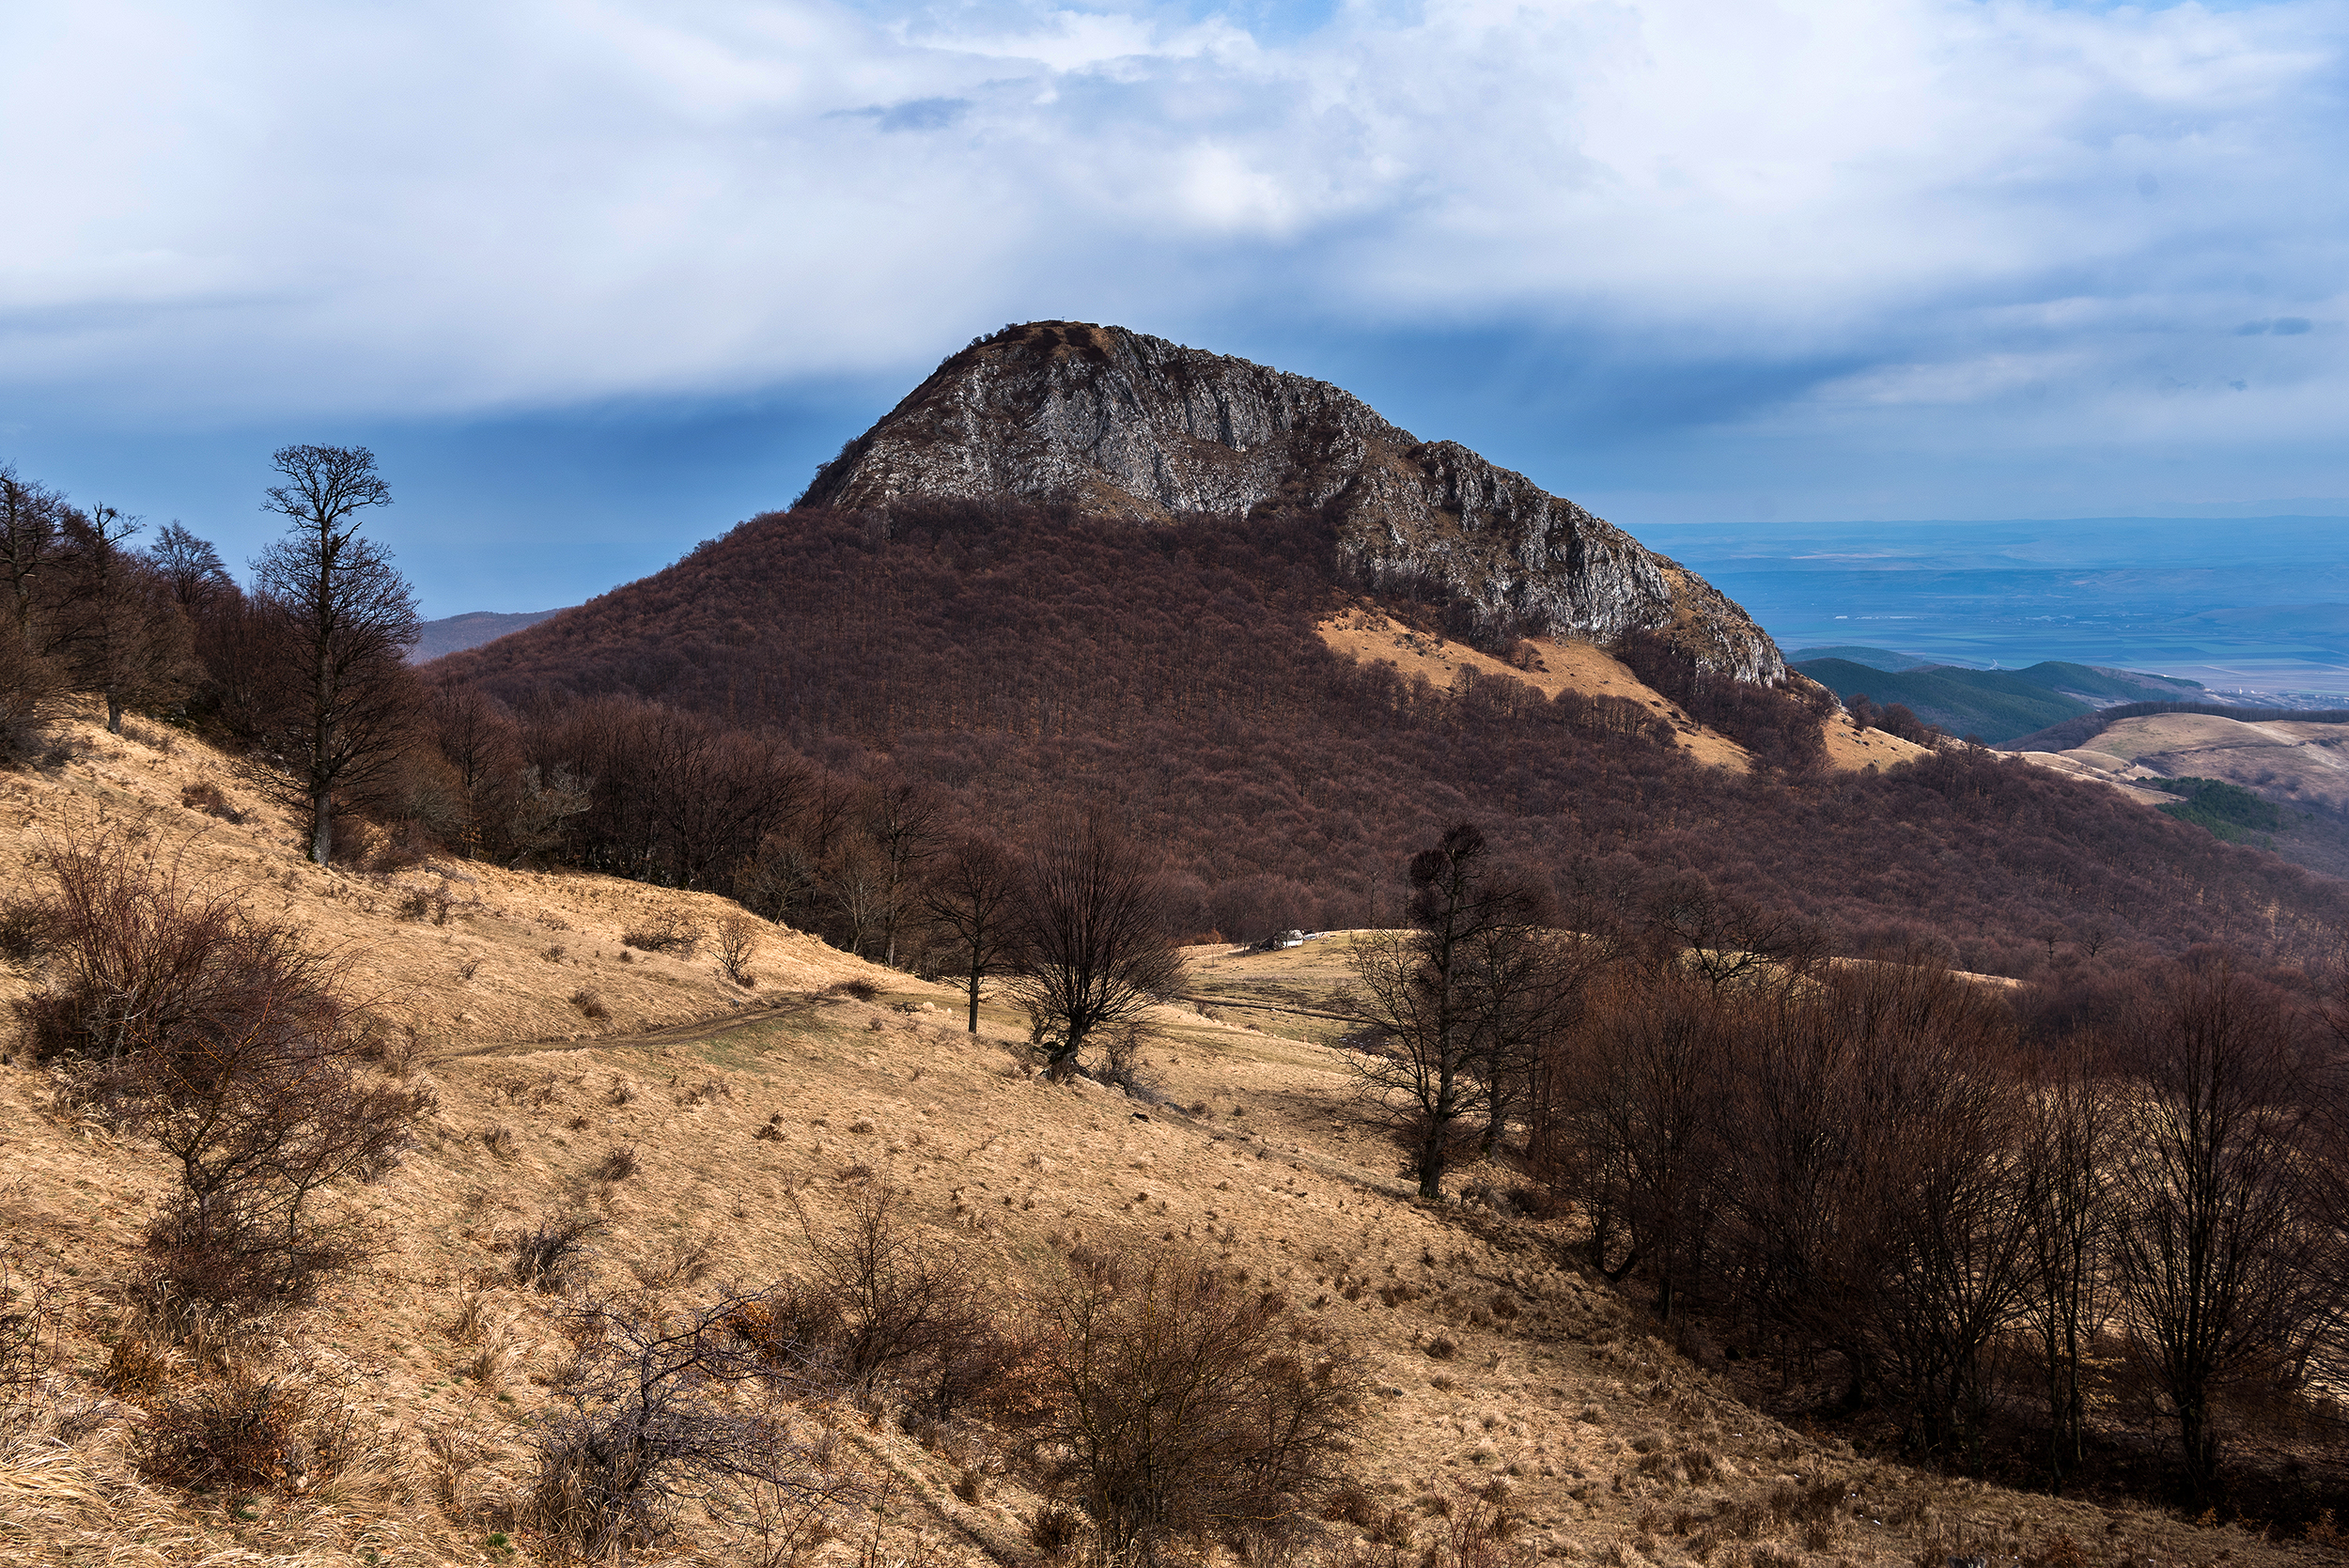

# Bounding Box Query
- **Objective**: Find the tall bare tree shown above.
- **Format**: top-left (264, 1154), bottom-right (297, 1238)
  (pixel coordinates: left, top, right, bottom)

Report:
top-left (52, 505), bottom-right (193, 733)
top-left (2108, 960), bottom-right (2330, 1503)
top-left (1348, 822), bottom-right (1552, 1199)
top-left (2018, 1057), bottom-right (2114, 1492)
top-left (1012, 820), bottom-right (1184, 1079)
top-left (0, 464), bottom-right (67, 649)
top-left (147, 520), bottom-right (237, 613)
top-left (247, 445), bottom-right (421, 863)
top-left (923, 834), bottom-right (1022, 1032)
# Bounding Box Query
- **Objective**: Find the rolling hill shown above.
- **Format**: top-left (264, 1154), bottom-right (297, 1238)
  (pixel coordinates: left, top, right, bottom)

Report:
top-left (1792, 657), bottom-right (2203, 742)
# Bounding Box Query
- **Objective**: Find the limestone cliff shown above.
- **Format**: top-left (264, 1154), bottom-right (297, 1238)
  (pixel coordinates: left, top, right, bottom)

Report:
top-left (798, 321), bottom-right (1783, 683)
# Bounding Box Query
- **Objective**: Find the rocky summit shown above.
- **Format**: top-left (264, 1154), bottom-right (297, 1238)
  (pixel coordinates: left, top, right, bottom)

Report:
top-left (799, 320), bottom-right (1784, 682)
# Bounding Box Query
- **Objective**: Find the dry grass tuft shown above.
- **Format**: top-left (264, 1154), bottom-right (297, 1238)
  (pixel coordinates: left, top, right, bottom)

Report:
top-left (512, 1212), bottom-right (602, 1294)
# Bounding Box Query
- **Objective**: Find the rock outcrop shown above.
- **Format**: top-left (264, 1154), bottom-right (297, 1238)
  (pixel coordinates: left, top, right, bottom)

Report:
top-left (799, 321), bottom-right (1783, 682)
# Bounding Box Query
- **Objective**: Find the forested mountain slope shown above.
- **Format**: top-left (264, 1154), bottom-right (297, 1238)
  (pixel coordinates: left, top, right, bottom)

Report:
top-left (436, 499), bottom-right (2349, 978)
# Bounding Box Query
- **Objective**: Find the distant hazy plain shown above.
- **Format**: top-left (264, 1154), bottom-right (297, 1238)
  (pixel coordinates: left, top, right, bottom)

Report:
top-left (1648, 518), bottom-right (2349, 701)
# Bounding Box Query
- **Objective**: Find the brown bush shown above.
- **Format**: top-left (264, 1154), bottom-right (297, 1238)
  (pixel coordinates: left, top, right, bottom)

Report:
top-left (1029, 1502), bottom-right (1086, 1560)
top-left (137, 1367), bottom-right (354, 1494)
top-left (530, 1291), bottom-right (863, 1561)
top-left (1034, 1243), bottom-right (1366, 1565)
top-left (592, 1144), bottom-right (638, 1182)
top-left (179, 780), bottom-right (244, 823)
top-left (791, 1184), bottom-right (993, 1410)
top-left (714, 911), bottom-right (758, 986)
top-left (104, 1330), bottom-right (175, 1405)
top-left (621, 913), bottom-right (702, 955)
top-left (21, 830), bottom-right (432, 1311)
top-left (568, 987), bottom-right (609, 1020)
top-left (0, 895), bottom-right (54, 964)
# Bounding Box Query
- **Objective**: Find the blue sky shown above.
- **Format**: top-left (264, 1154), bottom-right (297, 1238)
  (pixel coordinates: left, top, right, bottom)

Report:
top-left (4, 0), bottom-right (2345, 615)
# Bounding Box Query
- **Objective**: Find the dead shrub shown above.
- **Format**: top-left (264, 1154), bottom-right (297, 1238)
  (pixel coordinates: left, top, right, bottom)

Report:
top-left (715, 912), bottom-right (758, 986)
top-left (23, 829), bottom-right (430, 1312)
top-left (1322, 1481), bottom-right (1379, 1528)
top-left (137, 1367), bottom-right (354, 1493)
top-left (724, 1281), bottom-right (846, 1377)
top-left (1034, 1243), bottom-right (1367, 1566)
top-left (105, 1328), bottom-right (176, 1405)
top-left (789, 1185), bottom-right (997, 1411)
top-left (0, 1248), bottom-right (60, 1436)
top-left (1424, 1335), bottom-right (1458, 1360)
top-left (0, 896), bottom-right (54, 964)
top-left (592, 1144), bottom-right (639, 1182)
top-left (2026, 1531), bottom-right (2088, 1568)
top-left (1029, 1502), bottom-right (1087, 1560)
top-left (620, 912), bottom-right (703, 955)
top-left (529, 1291), bottom-right (863, 1562)
top-left (830, 978), bottom-right (880, 1002)
top-left (179, 780), bottom-right (244, 823)
top-left (483, 1124), bottom-right (520, 1159)
top-left (396, 884), bottom-right (452, 924)
top-left (513, 1212), bottom-right (603, 1294)
top-left (568, 987), bottom-right (609, 1021)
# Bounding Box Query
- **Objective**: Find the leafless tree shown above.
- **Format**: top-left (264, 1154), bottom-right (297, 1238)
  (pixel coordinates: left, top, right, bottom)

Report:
top-left (713, 912), bottom-right (759, 986)
top-left (922, 834), bottom-right (1022, 1032)
top-left (246, 444), bottom-right (422, 863)
top-left (1348, 823), bottom-right (1552, 1199)
top-left (533, 1291), bottom-right (863, 1563)
top-left (21, 829), bottom-right (432, 1307)
top-left (0, 463), bottom-right (68, 648)
top-left (2017, 1056), bottom-right (2115, 1491)
top-left (51, 504), bottom-right (194, 732)
top-left (1640, 870), bottom-right (1824, 995)
top-left (1012, 820), bottom-right (1185, 1080)
top-left (1530, 967), bottom-right (1729, 1320)
top-left (1852, 974), bottom-right (2030, 1463)
top-left (0, 466), bottom-right (72, 752)
top-left (2108, 959), bottom-right (2332, 1503)
top-left (147, 520), bottom-right (238, 614)
top-left (864, 777), bottom-right (941, 970)
top-left (1035, 1245), bottom-right (1362, 1566)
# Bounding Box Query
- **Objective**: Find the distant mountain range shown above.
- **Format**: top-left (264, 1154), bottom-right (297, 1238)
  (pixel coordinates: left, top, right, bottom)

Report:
top-left (1790, 646), bottom-right (2202, 742)
top-left (412, 609), bottom-right (562, 661)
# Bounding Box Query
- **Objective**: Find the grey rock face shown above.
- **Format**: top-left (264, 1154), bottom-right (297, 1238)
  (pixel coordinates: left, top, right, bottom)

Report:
top-left (799, 322), bottom-right (1783, 682)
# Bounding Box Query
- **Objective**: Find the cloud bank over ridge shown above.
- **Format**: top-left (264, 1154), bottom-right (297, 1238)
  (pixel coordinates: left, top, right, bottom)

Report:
top-left (3, 0), bottom-right (2345, 522)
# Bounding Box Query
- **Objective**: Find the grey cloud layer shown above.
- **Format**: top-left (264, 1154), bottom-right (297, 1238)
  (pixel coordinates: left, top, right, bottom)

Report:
top-left (2, 0), bottom-right (2342, 454)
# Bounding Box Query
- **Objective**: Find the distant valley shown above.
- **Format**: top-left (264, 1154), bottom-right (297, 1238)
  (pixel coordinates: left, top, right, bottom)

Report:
top-left (1651, 516), bottom-right (2349, 701)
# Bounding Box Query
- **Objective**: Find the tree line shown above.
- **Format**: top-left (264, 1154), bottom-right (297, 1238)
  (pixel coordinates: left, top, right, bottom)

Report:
top-left (3, 447), bottom-right (420, 864)
top-left (1348, 820), bottom-right (2349, 1507)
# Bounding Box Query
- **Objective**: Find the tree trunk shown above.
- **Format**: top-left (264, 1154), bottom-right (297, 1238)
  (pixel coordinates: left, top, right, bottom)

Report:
top-left (105, 694), bottom-right (123, 734)
top-left (2179, 1392), bottom-right (2220, 1505)
top-left (1416, 1125), bottom-right (1447, 1199)
top-left (311, 790), bottom-right (333, 866)
top-left (966, 960), bottom-right (982, 1032)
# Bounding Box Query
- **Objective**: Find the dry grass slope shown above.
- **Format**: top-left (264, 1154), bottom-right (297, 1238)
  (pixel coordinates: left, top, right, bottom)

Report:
top-left (0, 710), bottom-right (2324, 1568)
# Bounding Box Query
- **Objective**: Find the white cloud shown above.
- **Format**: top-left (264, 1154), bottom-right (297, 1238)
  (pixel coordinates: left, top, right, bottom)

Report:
top-left (0, 0), bottom-right (2342, 466)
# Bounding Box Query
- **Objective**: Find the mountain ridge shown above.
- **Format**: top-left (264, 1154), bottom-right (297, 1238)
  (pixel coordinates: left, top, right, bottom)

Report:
top-left (800, 321), bottom-right (1784, 683)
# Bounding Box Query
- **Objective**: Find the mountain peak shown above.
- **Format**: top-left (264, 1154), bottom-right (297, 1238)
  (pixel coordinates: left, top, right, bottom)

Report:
top-left (799, 321), bottom-right (1783, 682)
